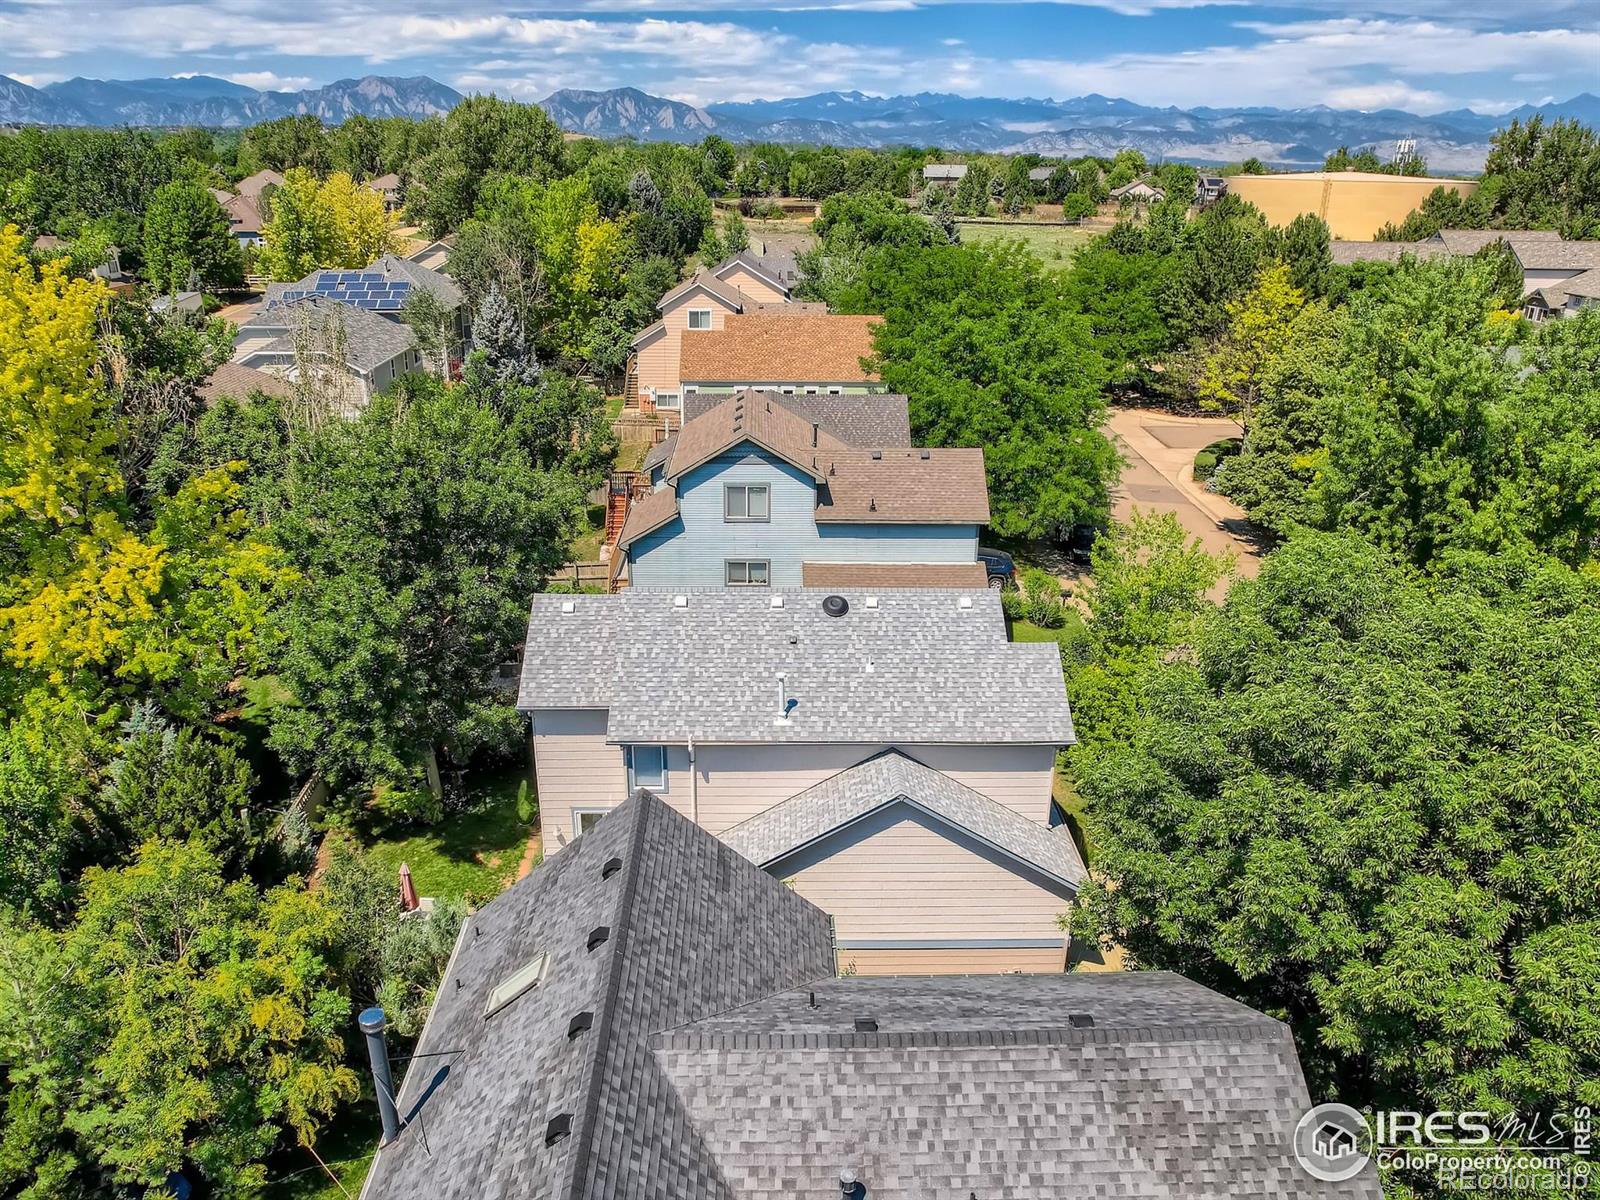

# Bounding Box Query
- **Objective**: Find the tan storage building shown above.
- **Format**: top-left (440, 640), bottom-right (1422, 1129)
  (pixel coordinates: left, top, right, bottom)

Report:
top-left (1227, 170), bottom-right (1480, 240)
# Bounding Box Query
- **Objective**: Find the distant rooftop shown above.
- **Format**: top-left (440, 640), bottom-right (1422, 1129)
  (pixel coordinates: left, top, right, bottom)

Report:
top-left (517, 587), bottom-right (1073, 746)
top-left (680, 312), bottom-right (881, 384)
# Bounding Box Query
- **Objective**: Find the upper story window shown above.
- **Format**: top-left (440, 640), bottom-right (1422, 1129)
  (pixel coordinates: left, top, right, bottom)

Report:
top-left (725, 483), bottom-right (770, 522)
top-left (687, 308), bottom-right (713, 330)
top-left (629, 745), bottom-right (667, 791)
top-left (726, 559), bottom-right (770, 587)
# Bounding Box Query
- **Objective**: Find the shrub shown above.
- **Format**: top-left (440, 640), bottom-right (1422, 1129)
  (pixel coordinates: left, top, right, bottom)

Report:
top-left (1194, 451), bottom-right (1218, 478)
top-left (515, 779), bottom-right (536, 825)
top-left (1021, 567), bottom-right (1068, 628)
top-left (1193, 437), bottom-right (1241, 481)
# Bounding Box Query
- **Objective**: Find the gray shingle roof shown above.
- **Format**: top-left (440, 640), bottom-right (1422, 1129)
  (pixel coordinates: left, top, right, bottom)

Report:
top-left (683, 390), bottom-right (912, 447)
top-left (517, 588), bottom-right (1076, 746)
top-left (1329, 240), bottom-right (1450, 264)
top-left (362, 801), bottom-right (1377, 1200)
top-left (655, 971), bottom-right (1380, 1200)
top-left (360, 791), bottom-right (837, 1200)
top-left (720, 749), bottom-right (1087, 888)
top-left (244, 296), bottom-right (417, 374)
top-left (657, 271), bottom-right (750, 313)
top-left (712, 249), bottom-right (799, 291)
top-left (371, 252), bottom-right (465, 308)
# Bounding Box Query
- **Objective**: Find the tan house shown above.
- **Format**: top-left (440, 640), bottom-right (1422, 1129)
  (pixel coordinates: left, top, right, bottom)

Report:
top-left (366, 172), bottom-right (402, 212)
top-left (235, 168), bottom-right (285, 206)
top-left (680, 313), bottom-right (883, 395)
top-left (627, 252), bottom-right (814, 411)
top-left (516, 587), bottom-right (1083, 975)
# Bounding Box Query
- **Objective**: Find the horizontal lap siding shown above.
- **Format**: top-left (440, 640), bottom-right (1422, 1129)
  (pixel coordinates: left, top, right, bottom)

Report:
top-left (915, 744), bottom-right (1057, 824)
top-left (530, 709), bottom-right (628, 854)
top-left (776, 806), bottom-right (1071, 947)
top-left (838, 947), bottom-right (1067, 975)
top-left (716, 267), bottom-right (786, 302)
top-left (629, 448), bottom-right (977, 589)
top-left (636, 289), bottom-right (739, 396)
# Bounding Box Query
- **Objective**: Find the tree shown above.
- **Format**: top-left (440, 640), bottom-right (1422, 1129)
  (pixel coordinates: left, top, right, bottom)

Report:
top-left (1238, 157), bottom-right (1268, 175)
top-left (321, 171), bottom-right (400, 266)
top-left (1061, 238), bottom-right (1175, 389)
top-left (1163, 194), bottom-right (1272, 343)
top-left (408, 95), bottom-right (565, 236)
top-left (1196, 262), bottom-right (1309, 429)
top-left (0, 841), bottom-right (360, 1196)
top-left (141, 177), bottom-right (242, 293)
top-left (827, 238), bottom-right (1118, 537)
top-left (1061, 192), bottom-right (1096, 221)
top-left (268, 378), bottom-right (585, 794)
top-left (952, 162), bottom-right (991, 217)
top-left (1075, 530), bottom-right (1600, 1134)
top-left (258, 168), bottom-right (337, 281)
top-left (1279, 212), bottom-right (1332, 299)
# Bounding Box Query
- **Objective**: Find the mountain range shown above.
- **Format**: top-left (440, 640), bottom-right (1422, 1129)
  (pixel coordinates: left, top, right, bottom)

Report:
top-left (2, 72), bottom-right (1597, 170)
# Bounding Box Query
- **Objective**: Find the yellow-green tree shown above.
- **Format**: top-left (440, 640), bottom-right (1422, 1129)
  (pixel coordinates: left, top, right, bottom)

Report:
top-left (260, 169), bottom-right (399, 281)
top-left (1196, 261), bottom-right (1308, 430)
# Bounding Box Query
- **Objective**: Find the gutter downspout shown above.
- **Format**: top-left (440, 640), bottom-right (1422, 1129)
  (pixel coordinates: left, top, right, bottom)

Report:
top-left (688, 736), bottom-right (698, 825)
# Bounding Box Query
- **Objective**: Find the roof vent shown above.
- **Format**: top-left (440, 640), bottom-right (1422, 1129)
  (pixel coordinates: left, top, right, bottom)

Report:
top-left (601, 856), bottom-right (623, 879)
top-left (853, 1017), bottom-right (878, 1033)
top-left (586, 925), bottom-right (610, 951)
top-left (1069, 1013), bottom-right (1095, 1028)
top-left (958, 596), bottom-right (974, 610)
top-left (770, 595), bottom-right (785, 609)
top-left (870, 450), bottom-right (882, 460)
top-left (672, 595), bottom-right (688, 608)
top-left (822, 594), bottom-right (849, 618)
top-left (919, 448), bottom-right (930, 460)
top-left (545, 1113), bottom-right (573, 1146)
top-left (561, 600), bottom-right (576, 614)
top-left (864, 596), bottom-right (879, 609)
top-left (567, 1011), bottom-right (594, 1039)
top-left (868, 498), bottom-right (876, 512)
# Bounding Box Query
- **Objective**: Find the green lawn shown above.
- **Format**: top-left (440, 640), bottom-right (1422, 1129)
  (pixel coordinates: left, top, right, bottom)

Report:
top-left (1053, 770), bottom-right (1096, 869)
top-left (567, 502), bottom-right (607, 564)
top-left (362, 768), bottom-right (532, 904)
top-left (264, 1099), bottom-right (381, 1200)
top-left (956, 220), bottom-right (1095, 269)
top-left (1008, 608), bottom-right (1085, 643)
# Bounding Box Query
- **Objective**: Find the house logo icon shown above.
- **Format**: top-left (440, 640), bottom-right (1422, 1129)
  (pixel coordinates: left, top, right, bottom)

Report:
top-left (1293, 1103), bottom-right (1372, 1182)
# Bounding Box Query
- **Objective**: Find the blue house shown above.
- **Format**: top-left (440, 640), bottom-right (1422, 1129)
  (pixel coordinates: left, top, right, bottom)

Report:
top-left (613, 391), bottom-right (990, 589)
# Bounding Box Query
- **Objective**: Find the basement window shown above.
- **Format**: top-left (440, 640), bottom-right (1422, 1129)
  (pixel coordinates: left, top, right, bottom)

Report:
top-left (484, 951), bottom-right (550, 1018)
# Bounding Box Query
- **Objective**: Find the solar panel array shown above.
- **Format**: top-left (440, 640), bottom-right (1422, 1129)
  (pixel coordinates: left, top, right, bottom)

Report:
top-left (279, 271), bottom-right (415, 313)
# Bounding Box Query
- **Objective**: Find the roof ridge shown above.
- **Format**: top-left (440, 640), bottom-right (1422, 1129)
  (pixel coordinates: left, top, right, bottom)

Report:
top-left (561, 791), bottom-right (653, 1200)
top-left (653, 1020), bottom-right (1289, 1052)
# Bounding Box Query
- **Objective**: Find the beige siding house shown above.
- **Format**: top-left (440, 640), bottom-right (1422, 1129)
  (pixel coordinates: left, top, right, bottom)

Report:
top-left (517, 588), bottom-right (1083, 975)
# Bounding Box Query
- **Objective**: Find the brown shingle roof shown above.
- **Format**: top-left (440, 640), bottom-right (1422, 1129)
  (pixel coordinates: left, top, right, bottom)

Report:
top-left (664, 390), bottom-right (849, 484)
top-left (614, 485), bottom-right (681, 551)
top-left (1329, 241), bottom-right (1448, 264)
top-left (197, 362), bottom-right (292, 403)
top-left (1431, 228), bottom-right (1561, 255)
top-left (1562, 268), bottom-right (1600, 300)
top-left (801, 562), bottom-right (990, 588)
top-left (818, 447), bottom-right (989, 524)
top-left (1513, 240), bottom-right (1600, 271)
top-left (680, 314), bottom-right (881, 385)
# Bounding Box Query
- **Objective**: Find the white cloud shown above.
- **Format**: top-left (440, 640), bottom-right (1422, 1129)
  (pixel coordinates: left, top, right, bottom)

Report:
top-left (1325, 82), bottom-right (1446, 111)
top-left (223, 70), bottom-right (314, 92)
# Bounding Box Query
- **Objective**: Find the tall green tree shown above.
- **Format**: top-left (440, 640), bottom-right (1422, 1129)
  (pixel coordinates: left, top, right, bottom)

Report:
top-left (408, 96), bottom-right (565, 236)
top-left (141, 177), bottom-right (242, 293)
top-left (1076, 531), bottom-right (1600, 1129)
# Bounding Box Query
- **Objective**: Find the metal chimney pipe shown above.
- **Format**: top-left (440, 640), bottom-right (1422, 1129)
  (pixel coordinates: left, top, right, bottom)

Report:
top-left (359, 1006), bottom-right (401, 1145)
top-left (776, 672), bottom-right (788, 720)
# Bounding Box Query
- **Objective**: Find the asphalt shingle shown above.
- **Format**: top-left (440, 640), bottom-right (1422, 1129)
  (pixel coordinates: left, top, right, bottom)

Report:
top-left (516, 588), bottom-right (1076, 747)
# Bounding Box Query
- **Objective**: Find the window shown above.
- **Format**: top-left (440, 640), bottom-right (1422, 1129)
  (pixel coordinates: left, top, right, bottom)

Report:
top-left (827, 386), bottom-right (843, 395)
top-left (573, 808), bottom-right (613, 837)
top-left (654, 391), bottom-right (681, 410)
top-left (726, 559), bottom-right (770, 587)
top-left (803, 386), bottom-right (819, 395)
top-left (724, 484), bottom-right (770, 521)
top-left (629, 745), bottom-right (667, 791)
top-left (485, 951), bottom-right (550, 1017)
top-left (687, 308), bottom-right (713, 330)
top-left (780, 385), bottom-right (796, 395)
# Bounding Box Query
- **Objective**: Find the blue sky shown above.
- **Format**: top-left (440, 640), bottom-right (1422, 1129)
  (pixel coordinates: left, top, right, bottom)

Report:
top-left (1, 0), bottom-right (1596, 112)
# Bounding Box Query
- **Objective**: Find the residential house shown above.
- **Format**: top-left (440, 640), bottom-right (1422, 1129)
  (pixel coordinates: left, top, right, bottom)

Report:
top-left (708, 248), bottom-right (798, 301)
top-left (1196, 175), bottom-right (1227, 205)
top-left (235, 168), bottom-right (285, 206)
top-left (1110, 179), bottom-right (1165, 204)
top-left (1027, 165), bottom-right (1056, 184)
top-left (90, 245), bottom-right (134, 295)
top-left (517, 586), bottom-right (1077, 973)
top-left (255, 253), bottom-right (470, 357)
top-left (196, 361), bottom-right (292, 404)
top-left (614, 391), bottom-right (984, 590)
top-left (356, 790), bottom-right (1382, 1200)
top-left (922, 163), bottom-right (968, 186)
top-left (366, 172), bottom-right (402, 212)
top-left (151, 290), bottom-right (204, 315)
top-left (627, 263), bottom-right (824, 412)
top-left (232, 295), bottom-right (423, 413)
top-left (406, 237), bottom-right (453, 271)
top-left (679, 312), bottom-right (883, 395)
top-left (211, 188), bottom-right (265, 247)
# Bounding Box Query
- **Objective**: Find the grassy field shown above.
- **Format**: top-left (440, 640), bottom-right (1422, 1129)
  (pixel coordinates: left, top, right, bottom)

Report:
top-left (567, 502), bottom-right (607, 564)
top-left (956, 220), bottom-right (1096, 269)
top-left (1008, 608), bottom-right (1086, 642)
top-left (363, 768), bottom-right (532, 904)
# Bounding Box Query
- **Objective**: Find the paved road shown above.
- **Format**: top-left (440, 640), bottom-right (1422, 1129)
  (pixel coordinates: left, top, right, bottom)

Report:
top-left (1105, 408), bottom-right (1266, 581)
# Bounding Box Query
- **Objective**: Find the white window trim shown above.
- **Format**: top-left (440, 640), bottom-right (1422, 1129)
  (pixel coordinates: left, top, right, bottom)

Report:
top-left (686, 308), bottom-right (713, 330)
top-left (654, 390), bottom-right (682, 410)
top-left (826, 386), bottom-right (843, 395)
top-left (724, 483), bottom-right (771, 522)
top-left (628, 745), bottom-right (668, 793)
top-left (573, 807), bottom-right (615, 837)
top-left (725, 559), bottom-right (771, 587)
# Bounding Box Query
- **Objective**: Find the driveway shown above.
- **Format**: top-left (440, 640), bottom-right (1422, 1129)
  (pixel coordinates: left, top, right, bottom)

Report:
top-left (1105, 407), bottom-right (1267, 581)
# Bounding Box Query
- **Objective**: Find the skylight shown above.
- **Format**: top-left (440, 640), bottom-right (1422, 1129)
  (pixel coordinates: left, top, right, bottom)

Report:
top-left (484, 951), bottom-right (550, 1018)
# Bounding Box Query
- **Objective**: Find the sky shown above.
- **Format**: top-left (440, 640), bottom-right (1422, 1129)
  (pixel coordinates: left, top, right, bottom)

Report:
top-left (0, 0), bottom-right (1596, 113)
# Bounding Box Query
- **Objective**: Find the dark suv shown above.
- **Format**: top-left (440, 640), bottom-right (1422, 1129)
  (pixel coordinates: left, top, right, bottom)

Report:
top-left (1061, 523), bottom-right (1104, 566)
top-left (977, 546), bottom-right (1015, 590)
